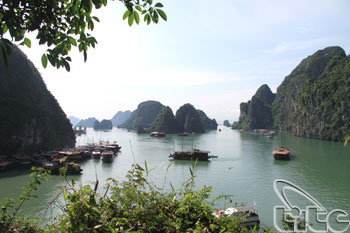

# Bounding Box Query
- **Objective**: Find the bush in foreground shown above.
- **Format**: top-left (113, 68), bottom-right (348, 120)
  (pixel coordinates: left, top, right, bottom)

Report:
top-left (1, 164), bottom-right (275, 232)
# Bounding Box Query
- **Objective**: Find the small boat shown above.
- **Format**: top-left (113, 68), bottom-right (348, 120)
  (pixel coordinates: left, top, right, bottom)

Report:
top-left (150, 132), bottom-right (166, 137)
top-left (273, 147), bottom-right (291, 160)
top-left (102, 151), bottom-right (114, 163)
top-left (41, 161), bottom-right (82, 175)
top-left (169, 149), bottom-right (216, 161)
top-left (213, 205), bottom-right (260, 229)
top-left (92, 151), bottom-right (101, 159)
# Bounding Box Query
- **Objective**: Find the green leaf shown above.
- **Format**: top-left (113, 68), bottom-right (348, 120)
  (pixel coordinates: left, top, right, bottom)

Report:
top-left (156, 9), bottom-right (167, 21)
top-left (345, 136), bottom-right (350, 147)
top-left (2, 24), bottom-right (8, 34)
top-left (153, 11), bottom-right (159, 23)
top-left (155, 3), bottom-right (163, 8)
top-left (123, 10), bottom-right (130, 20)
top-left (68, 37), bottom-right (77, 46)
top-left (41, 54), bottom-right (48, 68)
top-left (134, 11), bottom-right (140, 25)
top-left (92, 16), bottom-right (100, 22)
top-left (83, 50), bottom-right (87, 62)
top-left (128, 13), bottom-right (135, 26)
top-left (144, 14), bottom-right (149, 22)
top-left (135, 6), bottom-right (142, 12)
top-left (47, 54), bottom-right (56, 66)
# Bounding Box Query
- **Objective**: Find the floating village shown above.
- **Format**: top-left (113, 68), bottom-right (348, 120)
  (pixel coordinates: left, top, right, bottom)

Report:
top-left (0, 141), bottom-right (121, 174)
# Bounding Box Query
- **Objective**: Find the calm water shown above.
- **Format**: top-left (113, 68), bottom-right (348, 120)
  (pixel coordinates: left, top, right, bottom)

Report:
top-left (1, 127), bottom-right (350, 230)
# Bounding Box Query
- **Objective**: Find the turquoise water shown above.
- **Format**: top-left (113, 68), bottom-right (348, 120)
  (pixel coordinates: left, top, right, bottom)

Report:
top-left (1, 127), bottom-right (350, 230)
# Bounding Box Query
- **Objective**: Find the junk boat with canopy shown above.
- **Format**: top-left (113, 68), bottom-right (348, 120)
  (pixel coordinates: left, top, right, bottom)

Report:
top-left (169, 149), bottom-right (217, 161)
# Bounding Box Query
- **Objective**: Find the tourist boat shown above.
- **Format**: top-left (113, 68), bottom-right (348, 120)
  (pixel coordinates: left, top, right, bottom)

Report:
top-left (169, 149), bottom-right (216, 161)
top-left (41, 161), bottom-right (82, 175)
top-left (272, 147), bottom-right (291, 160)
top-left (213, 205), bottom-right (260, 228)
top-left (92, 151), bottom-right (101, 159)
top-left (150, 132), bottom-right (166, 137)
top-left (102, 151), bottom-right (114, 163)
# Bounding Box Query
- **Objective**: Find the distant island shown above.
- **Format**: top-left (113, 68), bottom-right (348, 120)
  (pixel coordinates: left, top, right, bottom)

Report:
top-left (76, 117), bottom-right (97, 128)
top-left (118, 101), bottom-right (217, 134)
top-left (93, 119), bottom-right (113, 131)
top-left (233, 46), bottom-right (350, 142)
top-left (111, 110), bottom-right (131, 127)
top-left (68, 116), bottom-right (80, 127)
top-left (223, 120), bottom-right (231, 127)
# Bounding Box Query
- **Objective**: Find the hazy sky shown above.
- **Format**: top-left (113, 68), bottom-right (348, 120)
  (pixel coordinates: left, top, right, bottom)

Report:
top-left (22, 0), bottom-right (350, 122)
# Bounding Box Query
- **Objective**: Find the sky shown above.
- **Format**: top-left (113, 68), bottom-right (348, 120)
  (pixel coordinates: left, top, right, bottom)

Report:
top-left (21, 0), bottom-right (350, 122)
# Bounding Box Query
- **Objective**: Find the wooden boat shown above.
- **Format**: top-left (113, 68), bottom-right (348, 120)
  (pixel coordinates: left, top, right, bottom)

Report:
top-left (150, 132), bottom-right (166, 137)
top-left (92, 151), bottom-right (101, 159)
top-left (41, 161), bottom-right (82, 175)
top-left (169, 149), bottom-right (216, 161)
top-left (213, 205), bottom-right (260, 228)
top-left (273, 147), bottom-right (291, 160)
top-left (102, 151), bottom-right (114, 163)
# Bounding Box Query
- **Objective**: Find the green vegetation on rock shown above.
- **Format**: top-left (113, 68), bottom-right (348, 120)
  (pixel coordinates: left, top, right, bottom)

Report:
top-left (197, 110), bottom-right (218, 130)
top-left (176, 104), bottom-right (205, 133)
top-left (0, 45), bottom-right (75, 155)
top-left (233, 84), bottom-right (275, 130)
top-left (273, 46), bottom-right (350, 141)
top-left (149, 106), bottom-right (181, 133)
top-left (119, 100), bottom-right (165, 130)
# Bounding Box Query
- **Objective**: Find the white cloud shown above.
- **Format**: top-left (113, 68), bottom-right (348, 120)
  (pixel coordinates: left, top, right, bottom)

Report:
top-left (263, 37), bottom-right (333, 55)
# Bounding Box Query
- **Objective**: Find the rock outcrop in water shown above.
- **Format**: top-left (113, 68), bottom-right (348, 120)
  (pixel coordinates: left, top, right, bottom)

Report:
top-left (119, 100), bottom-right (164, 130)
top-left (197, 110), bottom-right (218, 130)
top-left (76, 117), bottom-right (97, 128)
top-left (0, 45), bottom-right (75, 155)
top-left (233, 46), bottom-right (350, 141)
top-left (223, 120), bottom-right (231, 127)
top-left (149, 106), bottom-right (181, 133)
top-left (175, 104), bottom-right (204, 133)
top-left (272, 46), bottom-right (350, 141)
top-left (111, 110), bottom-right (131, 127)
top-left (233, 84), bottom-right (275, 130)
top-left (93, 119), bottom-right (113, 130)
top-left (68, 116), bottom-right (80, 127)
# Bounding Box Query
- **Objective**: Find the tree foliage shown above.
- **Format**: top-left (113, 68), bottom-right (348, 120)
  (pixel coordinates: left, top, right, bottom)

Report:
top-left (0, 0), bottom-right (166, 71)
top-left (0, 163), bottom-right (275, 232)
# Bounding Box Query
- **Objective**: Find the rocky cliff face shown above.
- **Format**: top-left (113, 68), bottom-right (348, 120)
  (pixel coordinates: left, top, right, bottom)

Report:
top-left (76, 117), bottom-right (97, 128)
top-left (111, 110), bottom-right (131, 127)
top-left (233, 84), bottom-right (275, 129)
top-left (0, 46), bottom-right (75, 155)
top-left (149, 106), bottom-right (181, 133)
top-left (93, 119), bottom-right (113, 130)
top-left (175, 104), bottom-right (204, 133)
top-left (197, 110), bottom-right (218, 130)
top-left (273, 46), bottom-right (350, 141)
top-left (119, 101), bottom-right (164, 130)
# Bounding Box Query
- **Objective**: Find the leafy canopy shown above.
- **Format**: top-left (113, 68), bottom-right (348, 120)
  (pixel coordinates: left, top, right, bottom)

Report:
top-left (0, 0), bottom-right (166, 71)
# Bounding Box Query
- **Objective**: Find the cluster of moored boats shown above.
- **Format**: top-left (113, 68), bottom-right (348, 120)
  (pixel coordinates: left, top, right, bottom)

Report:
top-left (0, 141), bottom-right (121, 174)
